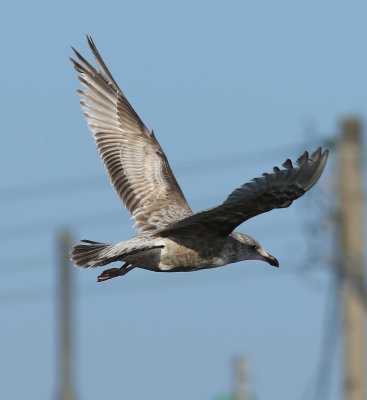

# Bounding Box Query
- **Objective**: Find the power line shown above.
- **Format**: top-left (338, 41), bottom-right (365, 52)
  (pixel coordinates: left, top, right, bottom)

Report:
top-left (1, 226), bottom-right (303, 273)
top-left (1, 209), bottom-right (124, 240)
top-left (1, 141), bottom-right (329, 203)
top-left (0, 258), bottom-right (305, 306)
top-left (300, 188), bottom-right (341, 400)
top-left (300, 271), bottom-right (340, 400)
top-left (3, 255), bottom-right (50, 271)
top-left (1, 192), bottom-right (307, 241)
top-left (314, 274), bottom-right (340, 400)
top-left (302, 117), bottom-right (367, 400)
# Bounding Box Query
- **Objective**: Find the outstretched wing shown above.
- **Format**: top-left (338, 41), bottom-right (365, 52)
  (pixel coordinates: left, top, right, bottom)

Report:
top-left (70, 36), bottom-right (192, 232)
top-left (157, 148), bottom-right (329, 237)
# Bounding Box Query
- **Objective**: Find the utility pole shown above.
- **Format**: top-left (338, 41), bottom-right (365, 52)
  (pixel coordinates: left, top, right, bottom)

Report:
top-left (339, 117), bottom-right (366, 400)
top-left (233, 357), bottom-right (249, 400)
top-left (56, 229), bottom-right (77, 400)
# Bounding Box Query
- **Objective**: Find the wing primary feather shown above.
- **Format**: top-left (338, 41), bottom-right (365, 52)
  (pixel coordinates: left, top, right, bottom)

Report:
top-left (296, 151), bottom-right (309, 166)
top-left (70, 38), bottom-right (194, 232)
top-left (310, 147), bottom-right (322, 161)
top-left (86, 35), bottom-right (121, 92)
top-left (282, 159), bottom-right (293, 169)
top-left (70, 48), bottom-right (97, 75)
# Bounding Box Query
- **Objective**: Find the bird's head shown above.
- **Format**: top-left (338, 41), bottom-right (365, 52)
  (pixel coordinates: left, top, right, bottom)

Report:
top-left (231, 232), bottom-right (279, 268)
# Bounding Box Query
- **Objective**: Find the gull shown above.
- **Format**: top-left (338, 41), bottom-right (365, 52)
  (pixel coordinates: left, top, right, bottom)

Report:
top-left (70, 36), bottom-right (329, 282)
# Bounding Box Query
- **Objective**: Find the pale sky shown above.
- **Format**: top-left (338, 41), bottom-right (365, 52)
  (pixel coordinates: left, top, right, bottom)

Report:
top-left (1, 1), bottom-right (366, 400)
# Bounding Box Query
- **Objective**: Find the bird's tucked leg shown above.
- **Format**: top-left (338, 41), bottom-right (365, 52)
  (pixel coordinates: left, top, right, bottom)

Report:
top-left (97, 263), bottom-right (136, 282)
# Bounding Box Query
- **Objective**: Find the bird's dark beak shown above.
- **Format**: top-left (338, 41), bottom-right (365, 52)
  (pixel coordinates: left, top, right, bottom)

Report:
top-left (265, 254), bottom-right (279, 268)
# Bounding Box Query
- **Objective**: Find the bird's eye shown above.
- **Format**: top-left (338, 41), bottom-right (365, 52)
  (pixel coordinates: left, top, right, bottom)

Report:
top-left (251, 244), bottom-right (258, 250)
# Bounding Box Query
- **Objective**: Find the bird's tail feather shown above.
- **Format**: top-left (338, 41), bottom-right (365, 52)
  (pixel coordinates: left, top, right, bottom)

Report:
top-left (71, 239), bottom-right (164, 269)
top-left (71, 240), bottom-right (120, 268)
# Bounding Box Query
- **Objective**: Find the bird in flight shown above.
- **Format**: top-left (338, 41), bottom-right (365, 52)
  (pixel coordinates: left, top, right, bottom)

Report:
top-left (70, 36), bottom-right (329, 282)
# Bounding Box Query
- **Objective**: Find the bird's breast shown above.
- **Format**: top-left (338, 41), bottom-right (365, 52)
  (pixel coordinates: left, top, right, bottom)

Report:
top-left (156, 236), bottom-right (234, 272)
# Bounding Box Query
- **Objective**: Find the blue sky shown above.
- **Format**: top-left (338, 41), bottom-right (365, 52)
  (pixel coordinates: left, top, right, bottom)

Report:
top-left (1, 1), bottom-right (366, 399)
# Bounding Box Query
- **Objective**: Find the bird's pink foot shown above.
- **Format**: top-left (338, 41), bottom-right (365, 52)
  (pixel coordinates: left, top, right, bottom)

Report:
top-left (97, 264), bottom-right (135, 282)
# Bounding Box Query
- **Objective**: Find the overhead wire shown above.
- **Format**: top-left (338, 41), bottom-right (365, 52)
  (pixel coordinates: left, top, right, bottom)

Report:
top-left (296, 163), bottom-right (341, 400)
top-left (300, 270), bottom-right (340, 400)
top-left (1, 139), bottom-right (340, 310)
top-left (0, 203), bottom-right (304, 241)
top-left (1, 141), bottom-right (334, 243)
top-left (0, 257), bottom-right (307, 306)
top-left (1, 140), bottom-right (331, 204)
top-left (2, 224), bottom-right (303, 273)
top-left (313, 273), bottom-right (340, 400)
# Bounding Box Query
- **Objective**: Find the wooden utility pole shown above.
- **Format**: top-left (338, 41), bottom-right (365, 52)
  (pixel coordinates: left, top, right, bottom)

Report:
top-left (233, 357), bottom-right (249, 400)
top-left (57, 229), bottom-right (77, 400)
top-left (339, 118), bottom-right (366, 400)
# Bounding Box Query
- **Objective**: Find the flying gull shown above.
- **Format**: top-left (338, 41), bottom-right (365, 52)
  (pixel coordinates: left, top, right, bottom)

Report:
top-left (70, 36), bottom-right (329, 282)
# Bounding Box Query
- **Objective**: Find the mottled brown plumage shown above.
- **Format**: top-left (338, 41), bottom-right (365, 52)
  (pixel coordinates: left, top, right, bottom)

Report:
top-left (71, 37), bottom-right (192, 233)
top-left (70, 36), bottom-right (328, 282)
